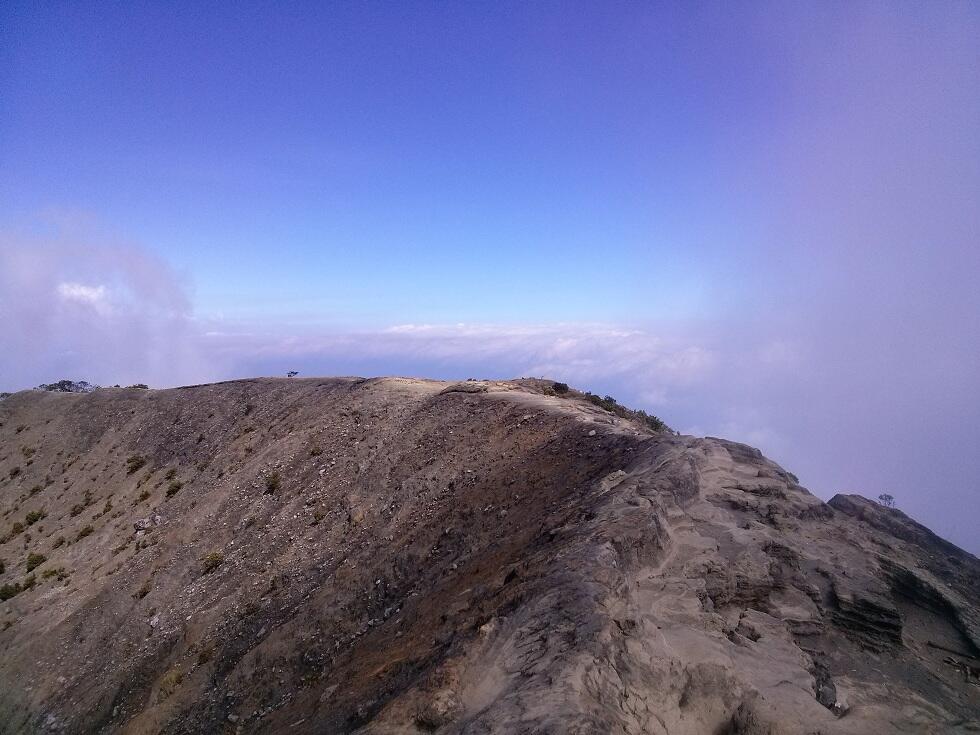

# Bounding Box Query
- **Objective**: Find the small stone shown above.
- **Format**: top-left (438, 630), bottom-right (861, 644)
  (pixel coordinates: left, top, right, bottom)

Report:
top-left (588, 429), bottom-right (597, 437)
top-left (227, 714), bottom-right (239, 723)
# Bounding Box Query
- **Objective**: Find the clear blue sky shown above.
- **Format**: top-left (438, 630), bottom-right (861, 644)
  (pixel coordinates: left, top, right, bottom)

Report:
top-left (1, 1), bottom-right (822, 324)
top-left (1, 2), bottom-right (978, 551)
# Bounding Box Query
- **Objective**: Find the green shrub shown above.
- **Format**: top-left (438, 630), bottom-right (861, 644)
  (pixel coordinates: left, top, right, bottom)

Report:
top-left (166, 481), bottom-right (183, 498)
top-left (24, 509), bottom-right (45, 526)
top-left (552, 382), bottom-right (570, 394)
top-left (136, 490), bottom-right (151, 503)
top-left (201, 552), bottom-right (224, 574)
top-left (582, 392), bottom-right (671, 433)
top-left (26, 553), bottom-right (46, 572)
top-left (0, 582), bottom-right (23, 601)
top-left (126, 455), bottom-right (147, 474)
top-left (164, 468), bottom-right (177, 481)
top-left (309, 446), bottom-right (323, 457)
top-left (52, 536), bottom-right (65, 549)
top-left (69, 489), bottom-right (94, 517)
top-left (75, 526), bottom-right (94, 541)
top-left (9, 466), bottom-right (21, 479)
top-left (264, 472), bottom-right (281, 494)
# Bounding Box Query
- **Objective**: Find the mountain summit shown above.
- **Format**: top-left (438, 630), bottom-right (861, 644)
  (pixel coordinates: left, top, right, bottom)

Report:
top-left (0, 378), bottom-right (976, 733)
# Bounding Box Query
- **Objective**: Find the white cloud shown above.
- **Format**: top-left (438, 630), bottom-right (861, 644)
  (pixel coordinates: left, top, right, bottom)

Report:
top-left (56, 282), bottom-right (110, 313)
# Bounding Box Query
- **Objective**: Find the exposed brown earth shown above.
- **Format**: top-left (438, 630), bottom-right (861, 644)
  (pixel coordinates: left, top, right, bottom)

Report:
top-left (0, 377), bottom-right (977, 734)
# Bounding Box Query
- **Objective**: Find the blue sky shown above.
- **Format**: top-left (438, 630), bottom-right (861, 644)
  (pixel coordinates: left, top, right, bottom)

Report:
top-left (1, 2), bottom-right (979, 551)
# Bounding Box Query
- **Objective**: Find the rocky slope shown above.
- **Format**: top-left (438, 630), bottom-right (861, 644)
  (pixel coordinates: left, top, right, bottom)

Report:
top-left (0, 377), bottom-right (976, 734)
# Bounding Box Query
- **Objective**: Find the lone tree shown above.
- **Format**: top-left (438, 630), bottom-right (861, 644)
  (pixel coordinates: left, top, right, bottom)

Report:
top-left (878, 493), bottom-right (896, 508)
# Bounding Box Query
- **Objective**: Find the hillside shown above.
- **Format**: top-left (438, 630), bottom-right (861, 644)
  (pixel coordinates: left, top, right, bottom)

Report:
top-left (0, 378), bottom-right (977, 734)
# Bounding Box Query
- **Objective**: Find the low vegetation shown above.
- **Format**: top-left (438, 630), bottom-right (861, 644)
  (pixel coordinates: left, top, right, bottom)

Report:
top-left (126, 455), bottom-right (147, 475)
top-left (26, 553), bottom-right (46, 572)
top-left (201, 552), bottom-right (224, 574)
top-left (583, 392), bottom-right (671, 433)
top-left (0, 575), bottom-right (35, 601)
top-left (25, 509), bottom-right (46, 526)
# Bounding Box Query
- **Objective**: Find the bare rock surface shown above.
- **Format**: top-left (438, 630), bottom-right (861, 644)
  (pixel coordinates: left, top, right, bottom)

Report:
top-left (0, 377), bottom-right (976, 733)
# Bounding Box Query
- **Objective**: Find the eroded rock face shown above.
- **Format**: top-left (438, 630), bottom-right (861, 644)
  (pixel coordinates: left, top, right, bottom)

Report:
top-left (0, 378), bottom-right (976, 734)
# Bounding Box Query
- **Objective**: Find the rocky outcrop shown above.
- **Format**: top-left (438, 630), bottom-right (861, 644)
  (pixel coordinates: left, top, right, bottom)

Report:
top-left (0, 378), bottom-right (977, 734)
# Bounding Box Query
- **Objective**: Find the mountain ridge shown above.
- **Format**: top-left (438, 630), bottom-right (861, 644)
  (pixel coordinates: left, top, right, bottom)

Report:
top-left (0, 377), bottom-right (976, 733)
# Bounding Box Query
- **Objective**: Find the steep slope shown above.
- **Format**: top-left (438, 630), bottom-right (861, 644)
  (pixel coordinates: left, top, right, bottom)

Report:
top-left (0, 378), bottom-right (976, 734)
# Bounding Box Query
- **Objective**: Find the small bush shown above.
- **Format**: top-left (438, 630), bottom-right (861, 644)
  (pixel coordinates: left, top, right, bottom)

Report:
top-left (552, 382), bottom-right (570, 394)
top-left (25, 509), bottom-right (46, 526)
top-left (29, 485), bottom-right (42, 496)
top-left (136, 490), bottom-right (151, 503)
top-left (309, 446), bottom-right (323, 457)
top-left (0, 559), bottom-right (4, 574)
top-left (164, 468), bottom-right (177, 481)
top-left (157, 667), bottom-right (183, 701)
top-left (582, 392), bottom-right (671, 433)
top-left (126, 455), bottom-right (147, 475)
top-left (127, 383), bottom-right (149, 389)
top-left (134, 580), bottom-right (151, 599)
top-left (9, 467), bottom-right (21, 479)
top-left (69, 489), bottom-right (94, 518)
top-left (21, 447), bottom-right (36, 459)
top-left (75, 526), bottom-right (94, 541)
top-left (166, 481), bottom-right (183, 498)
top-left (52, 536), bottom-right (65, 549)
top-left (264, 472), bottom-right (281, 494)
top-left (0, 581), bottom-right (24, 601)
top-left (201, 552), bottom-right (224, 574)
top-left (26, 553), bottom-right (46, 572)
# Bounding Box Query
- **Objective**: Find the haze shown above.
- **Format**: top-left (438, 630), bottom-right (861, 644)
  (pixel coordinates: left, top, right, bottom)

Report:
top-left (1, 3), bottom-right (978, 552)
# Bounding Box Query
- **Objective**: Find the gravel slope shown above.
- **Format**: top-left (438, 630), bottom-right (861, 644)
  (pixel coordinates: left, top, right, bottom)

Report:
top-left (0, 378), bottom-right (976, 734)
